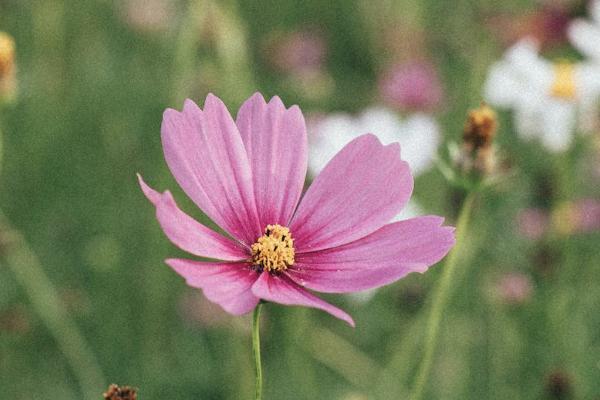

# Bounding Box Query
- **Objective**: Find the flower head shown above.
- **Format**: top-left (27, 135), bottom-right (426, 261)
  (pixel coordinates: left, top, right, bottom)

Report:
top-left (264, 30), bottom-right (327, 75)
top-left (494, 272), bottom-right (533, 305)
top-left (378, 61), bottom-right (444, 112)
top-left (138, 93), bottom-right (454, 326)
top-left (458, 104), bottom-right (499, 176)
top-left (551, 198), bottom-right (600, 235)
top-left (103, 384), bottom-right (137, 400)
top-left (484, 38), bottom-right (600, 152)
top-left (517, 207), bottom-right (549, 240)
top-left (120, 0), bottom-right (174, 34)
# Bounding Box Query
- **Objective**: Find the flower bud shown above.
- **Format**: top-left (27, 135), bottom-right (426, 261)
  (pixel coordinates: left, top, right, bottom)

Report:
top-left (103, 384), bottom-right (137, 400)
top-left (459, 103), bottom-right (499, 177)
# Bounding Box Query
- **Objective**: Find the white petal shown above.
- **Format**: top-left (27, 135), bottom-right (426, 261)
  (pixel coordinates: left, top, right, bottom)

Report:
top-left (568, 20), bottom-right (600, 61)
top-left (484, 61), bottom-right (522, 107)
top-left (506, 38), bottom-right (553, 90)
top-left (309, 107), bottom-right (440, 177)
top-left (575, 63), bottom-right (600, 102)
top-left (399, 114), bottom-right (440, 174)
top-left (591, 0), bottom-right (600, 24)
top-left (357, 107), bottom-right (403, 144)
top-left (540, 100), bottom-right (577, 152)
top-left (308, 115), bottom-right (358, 176)
top-left (392, 199), bottom-right (425, 221)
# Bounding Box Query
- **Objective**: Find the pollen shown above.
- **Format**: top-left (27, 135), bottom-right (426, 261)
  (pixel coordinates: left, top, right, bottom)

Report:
top-left (550, 62), bottom-right (576, 100)
top-left (0, 32), bottom-right (15, 79)
top-left (251, 224), bottom-right (295, 272)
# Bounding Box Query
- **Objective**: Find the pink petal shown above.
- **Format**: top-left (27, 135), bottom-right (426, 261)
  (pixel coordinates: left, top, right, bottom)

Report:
top-left (287, 216), bottom-right (455, 293)
top-left (166, 259), bottom-right (260, 315)
top-left (251, 273), bottom-right (355, 326)
top-left (290, 134), bottom-right (413, 252)
top-left (138, 174), bottom-right (249, 261)
top-left (236, 93), bottom-right (308, 227)
top-left (161, 94), bottom-right (262, 245)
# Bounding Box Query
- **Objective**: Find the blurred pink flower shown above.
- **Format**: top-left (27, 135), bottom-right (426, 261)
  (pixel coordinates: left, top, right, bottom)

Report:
top-left (485, 5), bottom-right (572, 49)
top-left (552, 198), bottom-right (600, 234)
top-left (573, 198), bottom-right (600, 232)
top-left (517, 208), bottom-right (549, 240)
top-left (138, 93), bottom-right (455, 326)
top-left (378, 61), bottom-right (444, 112)
top-left (266, 30), bottom-right (327, 75)
top-left (496, 272), bottom-right (533, 304)
top-left (121, 0), bottom-right (174, 34)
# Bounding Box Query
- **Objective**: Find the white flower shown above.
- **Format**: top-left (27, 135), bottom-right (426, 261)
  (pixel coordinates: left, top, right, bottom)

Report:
top-left (308, 106), bottom-right (440, 177)
top-left (568, 0), bottom-right (600, 62)
top-left (484, 38), bottom-right (600, 152)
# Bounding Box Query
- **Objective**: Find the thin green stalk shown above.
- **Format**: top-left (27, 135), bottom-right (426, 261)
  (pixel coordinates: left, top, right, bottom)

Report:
top-left (307, 327), bottom-right (381, 390)
top-left (409, 192), bottom-right (477, 400)
top-left (0, 124), bottom-right (3, 178)
top-left (0, 212), bottom-right (105, 399)
top-left (252, 303), bottom-right (263, 400)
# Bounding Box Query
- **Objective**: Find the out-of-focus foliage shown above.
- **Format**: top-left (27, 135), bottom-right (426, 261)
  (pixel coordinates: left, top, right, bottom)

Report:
top-left (0, 0), bottom-right (599, 399)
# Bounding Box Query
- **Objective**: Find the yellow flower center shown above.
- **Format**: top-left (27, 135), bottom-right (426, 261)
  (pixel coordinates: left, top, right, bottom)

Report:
top-left (550, 62), bottom-right (576, 100)
top-left (251, 224), bottom-right (295, 272)
top-left (0, 32), bottom-right (15, 79)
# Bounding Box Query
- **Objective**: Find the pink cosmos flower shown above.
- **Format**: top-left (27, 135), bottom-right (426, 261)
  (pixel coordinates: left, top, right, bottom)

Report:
top-left (378, 61), bottom-right (444, 112)
top-left (265, 30), bottom-right (327, 75)
top-left (516, 208), bottom-right (549, 240)
top-left (495, 272), bottom-right (533, 305)
top-left (137, 93), bottom-right (455, 326)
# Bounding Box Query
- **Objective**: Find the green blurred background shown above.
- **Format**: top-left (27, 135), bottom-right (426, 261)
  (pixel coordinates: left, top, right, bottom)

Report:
top-left (1, 0), bottom-right (599, 399)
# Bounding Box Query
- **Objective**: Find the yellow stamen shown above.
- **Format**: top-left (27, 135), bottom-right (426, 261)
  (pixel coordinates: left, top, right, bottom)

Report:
top-left (0, 32), bottom-right (15, 79)
top-left (251, 224), bottom-right (295, 272)
top-left (550, 62), bottom-right (576, 100)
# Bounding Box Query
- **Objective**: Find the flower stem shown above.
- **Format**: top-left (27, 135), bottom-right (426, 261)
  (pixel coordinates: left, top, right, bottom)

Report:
top-left (252, 303), bottom-right (263, 400)
top-left (409, 192), bottom-right (477, 400)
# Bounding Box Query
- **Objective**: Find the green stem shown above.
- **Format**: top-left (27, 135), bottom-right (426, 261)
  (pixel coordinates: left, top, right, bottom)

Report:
top-left (0, 211), bottom-right (105, 399)
top-left (0, 124), bottom-right (3, 178)
top-left (252, 303), bottom-right (263, 400)
top-left (409, 192), bottom-right (477, 400)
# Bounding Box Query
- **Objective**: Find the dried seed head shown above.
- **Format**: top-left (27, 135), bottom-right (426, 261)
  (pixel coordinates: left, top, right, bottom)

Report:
top-left (0, 32), bottom-right (15, 79)
top-left (463, 103), bottom-right (498, 152)
top-left (0, 32), bottom-right (16, 102)
top-left (458, 104), bottom-right (499, 177)
top-left (103, 384), bottom-right (138, 400)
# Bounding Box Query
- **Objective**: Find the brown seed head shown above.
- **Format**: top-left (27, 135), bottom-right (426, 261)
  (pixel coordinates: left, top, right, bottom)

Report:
top-left (463, 104), bottom-right (498, 151)
top-left (0, 32), bottom-right (15, 79)
top-left (458, 104), bottom-right (499, 176)
top-left (103, 384), bottom-right (138, 400)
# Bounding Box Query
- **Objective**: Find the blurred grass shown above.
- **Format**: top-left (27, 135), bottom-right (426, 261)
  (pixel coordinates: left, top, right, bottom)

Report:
top-left (0, 0), bottom-right (599, 399)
